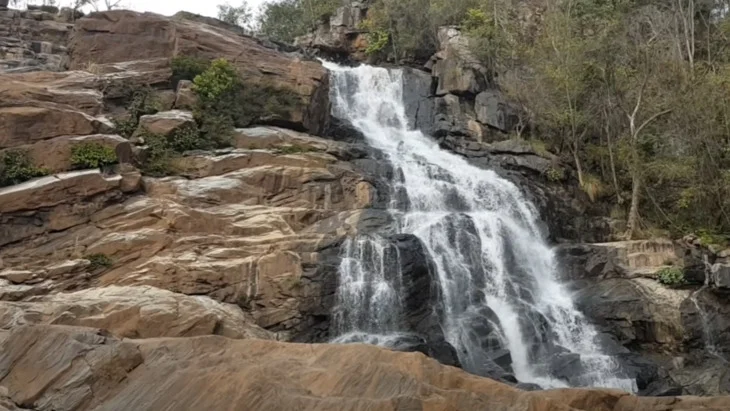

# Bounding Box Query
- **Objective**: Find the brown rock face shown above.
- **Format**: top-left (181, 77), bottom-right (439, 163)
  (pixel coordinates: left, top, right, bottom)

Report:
top-left (0, 106), bottom-right (111, 149)
top-left (70, 10), bottom-right (330, 134)
top-left (1, 325), bottom-right (729, 411)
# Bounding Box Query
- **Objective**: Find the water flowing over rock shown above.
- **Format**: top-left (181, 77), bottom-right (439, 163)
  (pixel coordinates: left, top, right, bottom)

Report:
top-left (323, 61), bottom-right (636, 391)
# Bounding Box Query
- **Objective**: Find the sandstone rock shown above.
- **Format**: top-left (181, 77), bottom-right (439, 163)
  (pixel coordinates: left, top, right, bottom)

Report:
top-left (402, 68), bottom-right (435, 133)
top-left (5, 134), bottom-right (127, 173)
top-left (132, 110), bottom-right (194, 140)
top-left (0, 285), bottom-right (272, 340)
top-left (432, 26), bottom-right (488, 96)
top-left (0, 170), bottom-right (122, 214)
top-left (174, 79), bottom-right (197, 110)
top-left (0, 72), bottom-right (103, 115)
top-left (1, 325), bottom-right (730, 411)
top-left (0, 105), bottom-right (112, 149)
top-left (0, 270), bottom-right (34, 284)
top-left (70, 11), bottom-right (330, 134)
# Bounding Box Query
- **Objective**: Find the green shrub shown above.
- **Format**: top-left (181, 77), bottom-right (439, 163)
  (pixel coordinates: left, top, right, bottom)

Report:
top-left (193, 58), bottom-right (241, 102)
top-left (277, 145), bottom-right (312, 154)
top-left (365, 30), bottom-right (390, 55)
top-left (171, 56), bottom-right (211, 84)
top-left (169, 123), bottom-right (210, 152)
top-left (86, 253), bottom-right (114, 271)
top-left (0, 149), bottom-right (48, 187)
top-left (191, 59), bottom-right (299, 145)
top-left (657, 266), bottom-right (685, 286)
top-left (546, 167), bottom-right (565, 182)
top-left (112, 85), bottom-right (162, 138)
top-left (140, 133), bottom-right (176, 177)
top-left (71, 142), bottom-right (118, 170)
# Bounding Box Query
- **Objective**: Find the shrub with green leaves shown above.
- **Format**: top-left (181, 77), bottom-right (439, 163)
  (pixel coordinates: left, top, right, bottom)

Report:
top-left (171, 56), bottom-right (211, 84)
top-left (366, 30), bottom-right (390, 55)
top-left (169, 123), bottom-right (209, 152)
top-left (0, 149), bottom-right (48, 187)
top-left (112, 85), bottom-right (162, 138)
top-left (193, 58), bottom-right (241, 102)
top-left (86, 253), bottom-right (114, 271)
top-left (657, 266), bottom-right (685, 286)
top-left (71, 142), bottom-right (118, 170)
top-left (140, 132), bottom-right (176, 177)
top-left (191, 59), bottom-right (299, 145)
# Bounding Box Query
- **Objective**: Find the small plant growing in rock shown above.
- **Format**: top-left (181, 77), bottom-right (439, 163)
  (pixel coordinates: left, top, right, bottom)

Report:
top-left (139, 132), bottom-right (176, 177)
top-left (86, 253), bottom-right (114, 271)
top-left (171, 56), bottom-right (211, 84)
top-left (112, 85), bottom-right (163, 138)
top-left (169, 123), bottom-right (210, 152)
top-left (277, 145), bottom-right (312, 155)
top-left (0, 149), bottom-right (48, 187)
top-left (657, 266), bottom-right (685, 286)
top-left (545, 167), bottom-right (565, 182)
top-left (365, 30), bottom-right (390, 55)
top-left (71, 142), bottom-right (118, 170)
top-left (193, 58), bottom-right (241, 102)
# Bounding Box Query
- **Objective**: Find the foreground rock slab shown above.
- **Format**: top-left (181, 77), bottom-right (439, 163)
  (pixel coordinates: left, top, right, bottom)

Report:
top-left (0, 325), bottom-right (728, 411)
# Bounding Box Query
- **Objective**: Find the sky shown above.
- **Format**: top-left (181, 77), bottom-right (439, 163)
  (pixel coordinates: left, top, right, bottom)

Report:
top-left (13, 0), bottom-right (270, 18)
top-left (119, 0), bottom-right (269, 18)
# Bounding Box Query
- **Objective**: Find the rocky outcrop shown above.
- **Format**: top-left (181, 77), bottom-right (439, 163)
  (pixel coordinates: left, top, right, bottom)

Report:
top-left (294, 1), bottom-right (370, 62)
top-left (70, 10), bottom-right (331, 134)
top-left (559, 240), bottom-right (730, 395)
top-left (0, 285), bottom-right (272, 340)
top-left (0, 8), bottom-right (72, 73)
top-left (1, 324), bottom-right (730, 411)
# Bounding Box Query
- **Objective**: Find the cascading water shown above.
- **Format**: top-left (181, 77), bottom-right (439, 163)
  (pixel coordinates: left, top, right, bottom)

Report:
top-left (325, 62), bottom-right (636, 391)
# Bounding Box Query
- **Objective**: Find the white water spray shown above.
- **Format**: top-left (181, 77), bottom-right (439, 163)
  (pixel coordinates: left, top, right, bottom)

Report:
top-left (326, 62), bottom-right (636, 391)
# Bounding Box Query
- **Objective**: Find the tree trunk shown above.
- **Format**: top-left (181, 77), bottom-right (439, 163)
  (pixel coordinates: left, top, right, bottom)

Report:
top-left (571, 143), bottom-right (584, 187)
top-left (606, 129), bottom-right (623, 204)
top-left (626, 170), bottom-right (641, 239)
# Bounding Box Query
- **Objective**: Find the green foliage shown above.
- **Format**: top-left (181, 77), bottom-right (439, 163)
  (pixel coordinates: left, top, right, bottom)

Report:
top-left (171, 56), bottom-right (210, 84)
top-left (70, 142), bottom-right (118, 170)
top-left (657, 266), bottom-right (685, 287)
top-left (0, 149), bottom-right (48, 187)
top-left (139, 132), bottom-right (177, 177)
top-left (277, 145), bottom-right (312, 155)
top-left (112, 86), bottom-right (162, 138)
top-left (365, 30), bottom-right (390, 55)
top-left (546, 167), bottom-right (566, 182)
top-left (217, 1), bottom-right (252, 27)
top-left (169, 123), bottom-right (209, 152)
top-left (86, 253), bottom-right (114, 271)
top-left (193, 59), bottom-right (241, 102)
top-left (257, 0), bottom-right (340, 44)
top-left (191, 58), bottom-right (299, 145)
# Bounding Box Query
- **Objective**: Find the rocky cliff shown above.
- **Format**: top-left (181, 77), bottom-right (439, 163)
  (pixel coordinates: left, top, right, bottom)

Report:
top-left (0, 4), bottom-right (729, 411)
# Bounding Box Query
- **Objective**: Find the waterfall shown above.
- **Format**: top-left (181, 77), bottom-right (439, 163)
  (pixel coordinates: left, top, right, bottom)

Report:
top-left (325, 62), bottom-right (636, 391)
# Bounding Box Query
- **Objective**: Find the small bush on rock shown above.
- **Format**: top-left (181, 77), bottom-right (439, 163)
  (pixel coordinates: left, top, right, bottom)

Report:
top-left (657, 266), bottom-right (685, 286)
top-left (191, 58), bottom-right (299, 145)
top-left (139, 132), bottom-right (177, 177)
top-left (71, 142), bottom-right (118, 170)
top-left (112, 85), bottom-right (163, 138)
top-left (0, 149), bottom-right (48, 187)
top-left (169, 123), bottom-right (210, 152)
top-left (86, 253), bottom-right (114, 271)
top-left (171, 56), bottom-right (211, 85)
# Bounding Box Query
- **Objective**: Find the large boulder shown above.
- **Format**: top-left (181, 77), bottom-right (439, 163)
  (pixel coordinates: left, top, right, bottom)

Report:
top-left (0, 285), bottom-right (272, 340)
top-left (0, 105), bottom-right (112, 149)
top-left (711, 263), bottom-right (730, 290)
top-left (2, 325), bottom-right (730, 411)
top-left (70, 11), bottom-right (330, 134)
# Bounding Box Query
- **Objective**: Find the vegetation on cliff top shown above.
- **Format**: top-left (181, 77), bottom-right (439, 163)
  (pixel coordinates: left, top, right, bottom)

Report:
top-left (328, 0), bottom-right (730, 242)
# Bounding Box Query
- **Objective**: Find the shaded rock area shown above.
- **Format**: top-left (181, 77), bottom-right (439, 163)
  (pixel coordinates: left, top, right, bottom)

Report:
top-left (2, 325), bottom-right (730, 411)
top-left (559, 239), bottom-right (730, 396)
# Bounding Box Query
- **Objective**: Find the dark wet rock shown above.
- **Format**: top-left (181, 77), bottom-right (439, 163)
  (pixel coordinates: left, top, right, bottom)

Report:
top-left (390, 234), bottom-right (461, 368)
top-left (402, 67), bottom-right (435, 133)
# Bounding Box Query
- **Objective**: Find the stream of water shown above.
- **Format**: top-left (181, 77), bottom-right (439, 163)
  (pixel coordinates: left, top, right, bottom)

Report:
top-left (325, 62), bottom-right (636, 391)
